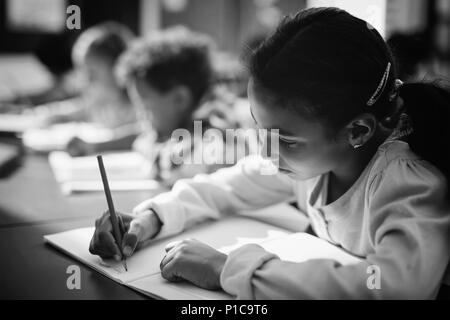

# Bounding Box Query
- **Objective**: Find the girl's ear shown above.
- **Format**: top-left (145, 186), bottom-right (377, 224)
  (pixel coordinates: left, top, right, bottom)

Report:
top-left (171, 86), bottom-right (193, 113)
top-left (345, 113), bottom-right (377, 149)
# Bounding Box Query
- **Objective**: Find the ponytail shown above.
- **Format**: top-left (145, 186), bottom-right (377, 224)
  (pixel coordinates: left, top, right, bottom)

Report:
top-left (400, 82), bottom-right (450, 187)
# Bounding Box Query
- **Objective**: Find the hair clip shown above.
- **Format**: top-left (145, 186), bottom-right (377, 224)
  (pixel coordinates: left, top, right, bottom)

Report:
top-left (366, 62), bottom-right (391, 107)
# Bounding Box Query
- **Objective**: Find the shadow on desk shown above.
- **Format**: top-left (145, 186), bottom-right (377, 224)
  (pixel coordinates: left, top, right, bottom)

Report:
top-left (0, 219), bottom-right (148, 299)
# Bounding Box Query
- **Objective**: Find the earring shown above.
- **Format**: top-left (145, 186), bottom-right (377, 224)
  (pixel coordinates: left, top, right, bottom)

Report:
top-left (353, 144), bottom-right (363, 149)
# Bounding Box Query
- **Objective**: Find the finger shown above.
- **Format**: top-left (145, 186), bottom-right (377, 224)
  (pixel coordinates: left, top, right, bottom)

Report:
top-left (160, 259), bottom-right (183, 282)
top-left (89, 234), bottom-right (118, 259)
top-left (93, 214), bottom-right (113, 245)
top-left (97, 231), bottom-right (122, 260)
top-left (95, 211), bottom-right (113, 232)
top-left (122, 219), bottom-right (144, 257)
top-left (165, 240), bottom-right (182, 253)
top-left (118, 215), bottom-right (127, 234)
top-left (160, 241), bottom-right (187, 271)
top-left (160, 251), bottom-right (176, 271)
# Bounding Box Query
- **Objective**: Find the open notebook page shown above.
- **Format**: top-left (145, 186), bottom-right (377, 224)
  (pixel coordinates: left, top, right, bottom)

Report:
top-left (44, 212), bottom-right (291, 284)
top-left (44, 204), bottom-right (361, 299)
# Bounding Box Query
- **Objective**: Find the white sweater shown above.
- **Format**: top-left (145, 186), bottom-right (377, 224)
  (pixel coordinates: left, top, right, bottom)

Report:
top-left (133, 139), bottom-right (450, 299)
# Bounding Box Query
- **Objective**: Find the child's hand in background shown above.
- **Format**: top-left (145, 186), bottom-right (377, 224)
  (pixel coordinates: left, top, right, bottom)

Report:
top-left (160, 239), bottom-right (227, 290)
top-left (89, 209), bottom-right (162, 261)
top-left (66, 136), bottom-right (95, 157)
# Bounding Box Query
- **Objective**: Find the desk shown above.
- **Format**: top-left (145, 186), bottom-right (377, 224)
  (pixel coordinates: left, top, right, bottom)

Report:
top-left (0, 154), bottom-right (158, 227)
top-left (0, 218), bottom-right (147, 299)
top-left (0, 151), bottom-right (309, 299)
top-left (0, 152), bottom-right (161, 299)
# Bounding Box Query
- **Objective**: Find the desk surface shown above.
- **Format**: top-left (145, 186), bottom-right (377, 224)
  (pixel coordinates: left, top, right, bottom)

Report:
top-left (0, 152), bottom-right (160, 299)
top-left (0, 154), bottom-right (157, 227)
top-left (0, 151), bottom-right (309, 299)
top-left (0, 218), bottom-right (146, 299)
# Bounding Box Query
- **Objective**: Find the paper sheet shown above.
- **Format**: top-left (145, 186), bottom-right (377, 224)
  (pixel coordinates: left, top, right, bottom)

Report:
top-left (23, 123), bottom-right (114, 152)
top-left (44, 204), bottom-right (361, 300)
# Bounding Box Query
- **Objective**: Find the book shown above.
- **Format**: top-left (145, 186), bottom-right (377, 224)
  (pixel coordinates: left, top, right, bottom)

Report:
top-left (23, 122), bottom-right (114, 152)
top-left (48, 151), bottom-right (159, 195)
top-left (44, 204), bottom-right (361, 299)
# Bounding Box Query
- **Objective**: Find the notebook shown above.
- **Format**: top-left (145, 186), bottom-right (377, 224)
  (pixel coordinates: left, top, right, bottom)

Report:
top-left (23, 122), bottom-right (115, 152)
top-left (48, 151), bottom-right (159, 195)
top-left (44, 204), bottom-right (362, 299)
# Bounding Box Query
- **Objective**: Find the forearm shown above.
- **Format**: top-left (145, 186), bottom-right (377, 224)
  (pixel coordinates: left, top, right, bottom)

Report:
top-left (220, 228), bottom-right (450, 300)
top-left (133, 155), bottom-right (296, 238)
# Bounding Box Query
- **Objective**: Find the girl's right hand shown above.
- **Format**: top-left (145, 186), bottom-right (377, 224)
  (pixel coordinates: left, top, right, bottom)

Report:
top-left (89, 209), bottom-right (162, 260)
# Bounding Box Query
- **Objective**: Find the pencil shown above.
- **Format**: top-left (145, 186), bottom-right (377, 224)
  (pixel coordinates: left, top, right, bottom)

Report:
top-left (97, 155), bottom-right (128, 272)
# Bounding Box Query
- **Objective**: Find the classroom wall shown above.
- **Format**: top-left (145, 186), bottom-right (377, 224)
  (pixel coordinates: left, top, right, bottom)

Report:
top-left (154, 0), bottom-right (306, 54)
top-left (159, 0), bottom-right (240, 52)
top-left (0, 0), bottom-right (139, 75)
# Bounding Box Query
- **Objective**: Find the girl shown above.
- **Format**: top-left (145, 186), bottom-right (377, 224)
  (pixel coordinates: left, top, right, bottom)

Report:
top-left (89, 8), bottom-right (450, 299)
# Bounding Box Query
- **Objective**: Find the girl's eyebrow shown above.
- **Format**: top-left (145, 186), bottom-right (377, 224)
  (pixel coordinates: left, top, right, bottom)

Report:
top-left (250, 108), bottom-right (296, 136)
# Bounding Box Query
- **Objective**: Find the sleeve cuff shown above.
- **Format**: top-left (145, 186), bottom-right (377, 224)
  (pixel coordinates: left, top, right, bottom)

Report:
top-left (133, 192), bottom-right (186, 239)
top-left (220, 244), bottom-right (278, 299)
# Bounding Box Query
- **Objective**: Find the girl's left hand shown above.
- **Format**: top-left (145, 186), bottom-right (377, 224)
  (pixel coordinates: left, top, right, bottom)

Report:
top-left (160, 239), bottom-right (227, 290)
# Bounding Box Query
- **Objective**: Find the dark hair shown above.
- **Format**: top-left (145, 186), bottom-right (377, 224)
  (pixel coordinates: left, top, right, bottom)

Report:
top-left (116, 26), bottom-right (213, 108)
top-left (249, 7), bottom-right (450, 187)
top-left (72, 21), bottom-right (134, 66)
top-left (387, 32), bottom-right (431, 80)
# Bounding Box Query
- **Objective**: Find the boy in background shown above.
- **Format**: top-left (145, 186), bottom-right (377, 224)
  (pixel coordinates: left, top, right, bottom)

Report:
top-left (116, 27), bottom-right (252, 186)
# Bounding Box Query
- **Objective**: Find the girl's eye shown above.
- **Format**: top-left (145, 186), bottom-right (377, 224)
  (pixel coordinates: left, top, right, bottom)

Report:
top-left (279, 138), bottom-right (301, 149)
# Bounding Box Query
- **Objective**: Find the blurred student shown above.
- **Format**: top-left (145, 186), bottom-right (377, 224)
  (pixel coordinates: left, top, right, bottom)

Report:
top-left (35, 22), bottom-right (141, 156)
top-left (91, 9), bottom-right (450, 299)
top-left (115, 27), bottom-right (250, 186)
top-left (387, 32), bottom-right (432, 82)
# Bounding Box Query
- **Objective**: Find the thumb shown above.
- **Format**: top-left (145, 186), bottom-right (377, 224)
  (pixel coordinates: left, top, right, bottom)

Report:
top-left (122, 220), bottom-right (143, 257)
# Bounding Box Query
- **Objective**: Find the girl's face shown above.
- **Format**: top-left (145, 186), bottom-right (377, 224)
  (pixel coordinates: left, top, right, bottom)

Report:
top-left (248, 78), bottom-right (351, 180)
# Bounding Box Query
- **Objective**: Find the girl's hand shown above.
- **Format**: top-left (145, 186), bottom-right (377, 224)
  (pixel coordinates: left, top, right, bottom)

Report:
top-left (89, 209), bottom-right (162, 260)
top-left (160, 239), bottom-right (227, 290)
